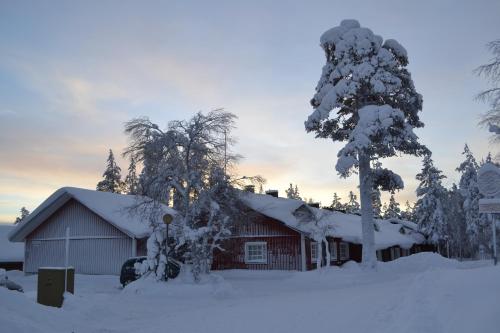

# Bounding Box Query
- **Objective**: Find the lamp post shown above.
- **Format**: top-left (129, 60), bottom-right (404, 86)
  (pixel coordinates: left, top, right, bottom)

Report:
top-left (162, 213), bottom-right (173, 281)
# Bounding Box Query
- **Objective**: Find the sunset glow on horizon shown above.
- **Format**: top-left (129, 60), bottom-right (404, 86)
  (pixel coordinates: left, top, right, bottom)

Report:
top-left (1, 0), bottom-right (499, 223)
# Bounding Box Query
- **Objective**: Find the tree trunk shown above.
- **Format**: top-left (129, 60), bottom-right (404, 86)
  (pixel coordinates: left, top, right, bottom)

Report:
top-left (359, 153), bottom-right (377, 269)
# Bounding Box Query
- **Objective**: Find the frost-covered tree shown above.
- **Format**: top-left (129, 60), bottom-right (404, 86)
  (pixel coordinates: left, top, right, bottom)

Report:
top-left (299, 209), bottom-right (335, 269)
top-left (476, 40), bottom-right (500, 142)
top-left (371, 189), bottom-right (382, 218)
top-left (305, 20), bottom-right (427, 268)
top-left (14, 207), bottom-right (30, 224)
top-left (124, 156), bottom-right (140, 195)
top-left (124, 110), bottom-right (245, 281)
top-left (401, 201), bottom-right (416, 222)
top-left (330, 192), bottom-right (344, 211)
top-left (285, 183), bottom-right (302, 200)
top-left (444, 184), bottom-right (468, 258)
top-left (383, 193), bottom-right (401, 220)
top-left (456, 145), bottom-right (486, 247)
top-left (345, 191), bottom-right (360, 215)
top-left (96, 149), bottom-right (125, 193)
top-left (414, 154), bottom-right (447, 244)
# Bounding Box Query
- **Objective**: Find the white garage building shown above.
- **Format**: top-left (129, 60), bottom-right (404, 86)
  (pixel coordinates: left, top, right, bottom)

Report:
top-left (8, 187), bottom-right (174, 275)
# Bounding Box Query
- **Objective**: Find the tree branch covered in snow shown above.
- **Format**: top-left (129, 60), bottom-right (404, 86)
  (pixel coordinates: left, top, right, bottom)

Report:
top-left (304, 19), bottom-right (426, 269)
top-left (476, 40), bottom-right (500, 143)
top-left (124, 109), bottom-right (246, 281)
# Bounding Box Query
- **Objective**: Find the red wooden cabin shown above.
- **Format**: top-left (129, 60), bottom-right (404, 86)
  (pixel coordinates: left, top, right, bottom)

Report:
top-left (212, 191), bottom-right (433, 271)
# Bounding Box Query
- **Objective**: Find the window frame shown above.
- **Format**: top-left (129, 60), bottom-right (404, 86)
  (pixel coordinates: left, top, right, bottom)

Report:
top-left (328, 241), bottom-right (338, 261)
top-left (311, 241), bottom-right (318, 262)
top-left (244, 241), bottom-right (268, 264)
top-left (339, 242), bottom-right (350, 260)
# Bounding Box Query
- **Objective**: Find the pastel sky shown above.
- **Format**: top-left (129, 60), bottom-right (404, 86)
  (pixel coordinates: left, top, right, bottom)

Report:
top-left (1, 0), bottom-right (499, 223)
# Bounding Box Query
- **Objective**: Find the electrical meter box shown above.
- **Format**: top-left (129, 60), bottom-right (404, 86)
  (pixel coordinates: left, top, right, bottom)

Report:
top-left (37, 267), bottom-right (74, 307)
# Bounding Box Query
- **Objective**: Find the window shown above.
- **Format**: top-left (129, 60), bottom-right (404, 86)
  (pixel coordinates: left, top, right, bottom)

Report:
top-left (391, 247), bottom-right (400, 260)
top-left (401, 248), bottom-right (409, 257)
top-left (329, 241), bottom-right (338, 261)
top-left (244, 242), bottom-right (267, 264)
top-left (376, 250), bottom-right (383, 261)
top-left (311, 242), bottom-right (318, 262)
top-left (339, 242), bottom-right (350, 260)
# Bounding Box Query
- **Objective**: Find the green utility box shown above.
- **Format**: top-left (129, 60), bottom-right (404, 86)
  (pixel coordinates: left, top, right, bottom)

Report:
top-left (37, 267), bottom-right (74, 308)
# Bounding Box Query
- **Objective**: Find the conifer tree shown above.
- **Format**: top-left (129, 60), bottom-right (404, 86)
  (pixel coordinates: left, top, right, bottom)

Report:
top-left (14, 207), bottom-right (30, 224)
top-left (330, 192), bottom-right (344, 211)
top-left (371, 189), bottom-right (382, 218)
top-left (383, 193), bottom-right (401, 219)
top-left (96, 149), bottom-right (125, 193)
top-left (456, 145), bottom-right (485, 245)
top-left (285, 183), bottom-right (302, 200)
top-left (445, 184), bottom-right (468, 258)
top-left (305, 20), bottom-right (427, 268)
top-left (345, 191), bottom-right (360, 214)
top-left (415, 154), bottom-right (448, 244)
top-left (125, 156), bottom-right (140, 195)
top-left (401, 201), bottom-right (416, 222)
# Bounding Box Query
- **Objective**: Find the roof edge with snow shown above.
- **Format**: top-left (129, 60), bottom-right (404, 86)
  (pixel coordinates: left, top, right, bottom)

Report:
top-left (8, 187), bottom-right (175, 242)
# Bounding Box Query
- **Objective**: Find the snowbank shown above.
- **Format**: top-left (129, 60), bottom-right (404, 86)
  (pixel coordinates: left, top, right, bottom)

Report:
top-left (123, 267), bottom-right (235, 299)
top-left (1, 253), bottom-right (498, 333)
top-left (0, 288), bottom-right (72, 332)
top-left (378, 252), bottom-right (458, 273)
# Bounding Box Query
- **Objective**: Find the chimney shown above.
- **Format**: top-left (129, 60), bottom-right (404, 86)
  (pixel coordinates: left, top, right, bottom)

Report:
top-left (244, 185), bottom-right (255, 193)
top-left (265, 190), bottom-right (279, 198)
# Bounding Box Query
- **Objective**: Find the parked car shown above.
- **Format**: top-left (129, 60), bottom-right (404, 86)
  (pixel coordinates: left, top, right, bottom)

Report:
top-left (119, 256), bottom-right (181, 286)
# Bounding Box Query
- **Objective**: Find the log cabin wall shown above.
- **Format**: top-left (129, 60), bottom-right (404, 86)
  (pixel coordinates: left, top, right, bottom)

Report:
top-left (212, 211), bottom-right (302, 271)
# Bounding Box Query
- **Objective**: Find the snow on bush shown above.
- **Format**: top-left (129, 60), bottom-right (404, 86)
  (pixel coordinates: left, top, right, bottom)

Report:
top-left (124, 265), bottom-right (235, 299)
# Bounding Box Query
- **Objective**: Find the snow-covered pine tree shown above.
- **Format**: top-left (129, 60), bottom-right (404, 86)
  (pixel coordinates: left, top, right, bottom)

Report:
top-left (371, 189), bottom-right (382, 218)
top-left (330, 192), bottom-right (344, 211)
top-left (456, 145), bottom-right (485, 249)
top-left (285, 183), bottom-right (302, 200)
top-left (305, 20), bottom-right (427, 268)
top-left (381, 202), bottom-right (388, 216)
top-left (125, 156), bottom-right (140, 195)
top-left (415, 154), bottom-right (448, 246)
top-left (444, 184), bottom-right (468, 258)
top-left (96, 149), bottom-right (125, 193)
top-left (401, 201), bottom-right (416, 222)
top-left (345, 191), bottom-right (360, 215)
top-left (125, 110), bottom-right (244, 281)
top-left (14, 207), bottom-right (30, 224)
top-left (383, 193), bottom-right (401, 220)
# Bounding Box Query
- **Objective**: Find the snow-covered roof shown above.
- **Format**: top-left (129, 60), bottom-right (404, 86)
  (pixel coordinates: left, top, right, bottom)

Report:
top-left (241, 192), bottom-right (305, 229)
top-left (0, 224), bottom-right (24, 262)
top-left (241, 192), bottom-right (425, 250)
top-left (9, 187), bottom-right (176, 242)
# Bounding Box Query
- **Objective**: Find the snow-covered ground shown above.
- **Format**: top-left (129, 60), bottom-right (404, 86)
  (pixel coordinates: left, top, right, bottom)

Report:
top-left (1, 253), bottom-right (499, 333)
